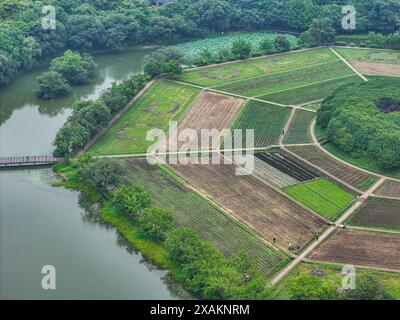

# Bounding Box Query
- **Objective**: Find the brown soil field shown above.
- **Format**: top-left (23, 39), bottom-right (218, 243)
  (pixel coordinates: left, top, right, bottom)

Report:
top-left (287, 145), bottom-right (376, 190)
top-left (349, 61), bottom-right (400, 77)
top-left (375, 180), bottom-right (400, 199)
top-left (168, 91), bottom-right (245, 151)
top-left (309, 228), bottom-right (400, 270)
top-left (347, 198), bottom-right (400, 231)
top-left (171, 157), bottom-right (327, 251)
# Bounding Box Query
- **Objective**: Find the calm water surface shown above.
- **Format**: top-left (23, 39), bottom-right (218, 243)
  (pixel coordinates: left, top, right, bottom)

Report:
top-left (0, 48), bottom-right (181, 299)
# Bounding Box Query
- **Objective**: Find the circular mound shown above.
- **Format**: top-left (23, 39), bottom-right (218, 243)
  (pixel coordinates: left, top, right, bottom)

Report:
top-left (317, 77), bottom-right (400, 169)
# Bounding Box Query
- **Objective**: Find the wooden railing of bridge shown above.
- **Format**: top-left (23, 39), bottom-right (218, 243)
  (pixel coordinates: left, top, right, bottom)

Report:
top-left (0, 156), bottom-right (63, 168)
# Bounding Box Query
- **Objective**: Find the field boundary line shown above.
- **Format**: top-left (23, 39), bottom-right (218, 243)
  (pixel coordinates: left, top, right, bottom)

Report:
top-left (283, 143), bottom-right (314, 147)
top-left (310, 119), bottom-right (400, 184)
top-left (370, 194), bottom-right (400, 201)
top-left (282, 146), bottom-right (362, 194)
top-left (97, 146), bottom-right (281, 159)
top-left (280, 107), bottom-right (297, 145)
top-left (270, 178), bottom-right (381, 287)
top-left (164, 162), bottom-right (288, 260)
top-left (303, 258), bottom-right (400, 274)
top-left (329, 47), bottom-right (368, 81)
top-left (166, 79), bottom-right (207, 90)
top-left (297, 99), bottom-right (324, 107)
top-left (169, 79), bottom-right (292, 108)
top-left (220, 153), bottom-right (332, 225)
top-left (332, 45), bottom-right (400, 53)
top-left (81, 79), bottom-right (157, 154)
top-left (207, 88), bottom-right (290, 108)
top-left (345, 225), bottom-right (400, 235)
top-left (181, 47), bottom-right (329, 73)
top-left (209, 60), bottom-right (339, 89)
top-left (252, 74), bottom-right (357, 99)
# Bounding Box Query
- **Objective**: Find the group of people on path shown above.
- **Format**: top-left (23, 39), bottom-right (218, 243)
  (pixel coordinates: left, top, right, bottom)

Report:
top-left (272, 233), bottom-right (320, 251)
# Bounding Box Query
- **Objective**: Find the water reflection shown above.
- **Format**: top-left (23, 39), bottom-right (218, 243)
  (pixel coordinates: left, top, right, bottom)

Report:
top-left (0, 48), bottom-right (153, 156)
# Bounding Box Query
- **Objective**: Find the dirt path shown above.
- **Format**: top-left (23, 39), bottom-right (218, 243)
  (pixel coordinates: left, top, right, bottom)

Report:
top-left (329, 47), bottom-right (368, 82)
top-left (271, 176), bottom-right (386, 286)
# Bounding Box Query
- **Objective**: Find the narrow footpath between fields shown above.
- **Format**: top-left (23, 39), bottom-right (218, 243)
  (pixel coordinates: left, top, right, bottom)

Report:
top-left (270, 176), bottom-right (386, 286)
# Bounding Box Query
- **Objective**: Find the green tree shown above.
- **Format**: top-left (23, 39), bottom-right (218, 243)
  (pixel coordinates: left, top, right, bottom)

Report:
top-left (289, 274), bottom-right (340, 300)
top-left (21, 36), bottom-right (42, 69)
top-left (113, 185), bottom-right (151, 218)
top-left (50, 50), bottom-right (97, 85)
top-left (137, 207), bottom-right (174, 242)
top-left (274, 35), bottom-right (291, 52)
top-left (343, 272), bottom-right (394, 300)
top-left (231, 39), bottom-right (252, 59)
top-left (161, 60), bottom-right (183, 78)
top-left (193, 49), bottom-right (214, 66)
top-left (259, 38), bottom-right (276, 54)
top-left (78, 158), bottom-right (126, 192)
top-left (300, 18), bottom-right (336, 47)
top-left (144, 48), bottom-right (184, 78)
top-left (0, 51), bottom-right (13, 86)
top-left (36, 71), bottom-right (71, 99)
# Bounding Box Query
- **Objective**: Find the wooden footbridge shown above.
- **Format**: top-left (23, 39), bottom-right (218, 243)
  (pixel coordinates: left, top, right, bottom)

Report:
top-left (0, 156), bottom-right (64, 168)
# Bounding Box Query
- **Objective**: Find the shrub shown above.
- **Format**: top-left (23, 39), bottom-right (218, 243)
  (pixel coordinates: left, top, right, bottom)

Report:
top-left (113, 185), bottom-right (151, 218)
top-left (36, 71), bottom-right (71, 99)
top-left (137, 207), bottom-right (173, 242)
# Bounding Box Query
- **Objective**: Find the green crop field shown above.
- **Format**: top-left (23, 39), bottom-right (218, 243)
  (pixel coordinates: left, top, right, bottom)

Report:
top-left (214, 60), bottom-right (355, 98)
top-left (347, 198), bottom-right (400, 232)
top-left (284, 178), bottom-right (355, 220)
top-left (121, 160), bottom-right (287, 274)
top-left (178, 48), bottom-right (337, 87)
top-left (90, 81), bottom-right (200, 155)
top-left (283, 109), bottom-right (315, 144)
top-left (260, 75), bottom-right (362, 105)
top-left (168, 32), bottom-right (299, 63)
top-left (231, 101), bottom-right (291, 148)
top-left (335, 47), bottom-right (400, 63)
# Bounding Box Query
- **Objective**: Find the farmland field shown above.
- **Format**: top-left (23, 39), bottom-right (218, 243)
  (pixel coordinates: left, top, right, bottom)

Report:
top-left (213, 60), bottom-right (354, 98)
top-left (260, 75), bottom-right (362, 105)
top-left (284, 178), bottom-right (355, 220)
top-left (172, 157), bottom-right (327, 251)
top-left (252, 156), bottom-right (300, 189)
top-left (256, 152), bottom-right (321, 182)
top-left (178, 48), bottom-right (337, 87)
top-left (120, 159), bottom-right (286, 274)
top-left (375, 180), bottom-right (400, 199)
top-left (283, 109), bottom-right (315, 144)
top-left (91, 81), bottom-right (200, 155)
top-left (347, 198), bottom-right (400, 232)
top-left (335, 48), bottom-right (400, 64)
top-left (231, 101), bottom-right (291, 148)
top-left (287, 145), bottom-right (378, 190)
top-left (349, 61), bottom-right (400, 77)
top-left (168, 32), bottom-right (298, 63)
top-left (169, 91), bottom-right (245, 151)
top-left (309, 228), bottom-right (400, 270)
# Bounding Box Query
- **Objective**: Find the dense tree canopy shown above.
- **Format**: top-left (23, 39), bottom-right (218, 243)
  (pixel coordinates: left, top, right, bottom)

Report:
top-left (78, 158), bottom-right (126, 192)
top-left (113, 186), bottom-right (151, 218)
top-left (317, 77), bottom-right (400, 169)
top-left (36, 71), bottom-right (71, 99)
top-left (49, 50), bottom-right (97, 85)
top-left (1, 0), bottom-right (399, 87)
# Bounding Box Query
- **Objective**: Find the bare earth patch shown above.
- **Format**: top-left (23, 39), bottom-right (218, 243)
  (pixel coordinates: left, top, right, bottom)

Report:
top-left (168, 91), bottom-right (245, 151)
top-left (172, 158), bottom-right (327, 251)
top-left (349, 60), bottom-right (400, 77)
top-left (309, 228), bottom-right (400, 270)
